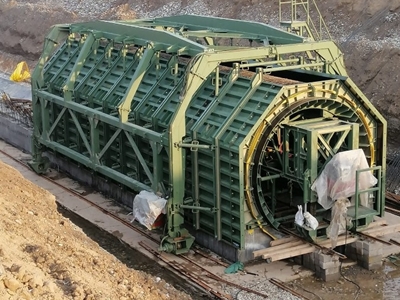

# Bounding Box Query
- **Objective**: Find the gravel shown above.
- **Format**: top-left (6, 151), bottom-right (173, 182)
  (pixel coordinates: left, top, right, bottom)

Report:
top-left (132, 0), bottom-right (216, 18)
top-left (224, 279), bottom-right (301, 300)
top-left (1, 0), bottom-right (128, 18)
top-left (3, 0), bottom-right (400, 53)
top-left (2, 0), bottom-right (400, 299)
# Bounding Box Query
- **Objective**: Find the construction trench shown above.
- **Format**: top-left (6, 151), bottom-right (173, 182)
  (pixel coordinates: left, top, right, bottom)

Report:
top-left (2, 1), bottom-right (400, 299)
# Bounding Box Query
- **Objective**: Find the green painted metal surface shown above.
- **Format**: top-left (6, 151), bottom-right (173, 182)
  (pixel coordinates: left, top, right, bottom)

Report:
top-left (30, 15), bottom-right (386, 259)
top-left (125, 14), bottom-right (304, 45)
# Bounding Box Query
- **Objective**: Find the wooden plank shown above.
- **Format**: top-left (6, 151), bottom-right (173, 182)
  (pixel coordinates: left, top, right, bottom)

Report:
top-left (253, 240), bottom-right (304, 258)
top-left (362, 223), bottom-right (400, 237)
top-left (265, 245), bottom-right (316, 261)
top-left (264, 243), bottom-right (314, 260)
top-left (259, 240), bottom-right (306, 257)
top-left (270, 236), bottom-right (296, 247)
top-left (317, 236), bottom-right (358, 248)
top-left (367, 219), bottom-right (387, 228)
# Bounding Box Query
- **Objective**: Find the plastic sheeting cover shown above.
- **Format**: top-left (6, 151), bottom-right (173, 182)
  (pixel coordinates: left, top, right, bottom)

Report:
top-left (132, 191), bottom-right (167, 230)
top-left (9, 62), bottom-right (31, 82)
top-left (326, 198), bottom-right (352, 248)
top-left (311, 149), bottom-right (377, 210)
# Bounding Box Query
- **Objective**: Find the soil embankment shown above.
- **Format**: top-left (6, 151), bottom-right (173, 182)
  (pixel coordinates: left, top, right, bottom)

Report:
top-left (1, 1), bottom-right (400, 299)
top-left (1, 0), bottom-right (400, 145)
top-left (0, 159), bottom-right (193, 299)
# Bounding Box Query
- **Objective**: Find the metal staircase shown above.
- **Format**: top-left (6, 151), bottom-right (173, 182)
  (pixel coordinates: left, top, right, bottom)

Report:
top-left (279, 0), bottom-right (332, 41)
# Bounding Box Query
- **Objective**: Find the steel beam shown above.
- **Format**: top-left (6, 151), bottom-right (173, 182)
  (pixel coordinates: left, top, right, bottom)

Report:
top-left (134, 55), bottom-right (176, 124)
top-left (124, 131), bottom-right (154, 188)
top-left (160, 54), bottom-right (219, 253)
top-left (89, 116), bottom-right (100, 164)
top-left (71, 21), bottom-right (206, 56)
top-left (74, 41), bottom-right (112, 97)
top-left (69, 109), bottom-right (91, 154)
top-left (63, 33), bottom-right (97, 101)
top-left (150, 140), bottom-right (166, 195)
top-left (38, 138), bottom-right (151, 191)
top-left (99, 52), bottom-right (138, 107)
top-left (47, 107), bottom-right (67, 138)
top-left (35, 90), bottom-right (165, 143)
top-left (118, 45), bottom-right (156, 122)
top-left (140, 15), bottom-right (304, 44)
top-left (182, 31), bottom-right (262, 40)
top-left (47, 41), bottom-right (81, 92)
top-left (98, 128), bottom-right (121, 160)
top-left (32, 25), bottom-right (70, 89)
top-left (212, 68), bottom-right (263, 240)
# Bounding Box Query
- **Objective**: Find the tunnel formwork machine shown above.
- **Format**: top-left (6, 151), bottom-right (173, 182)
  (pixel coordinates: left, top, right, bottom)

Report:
top-left (30, 9), bottom-right (386, 261)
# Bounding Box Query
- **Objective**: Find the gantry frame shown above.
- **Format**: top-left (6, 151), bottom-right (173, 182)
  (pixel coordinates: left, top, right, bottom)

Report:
top-left (30, 15), bottom-right (385, 255)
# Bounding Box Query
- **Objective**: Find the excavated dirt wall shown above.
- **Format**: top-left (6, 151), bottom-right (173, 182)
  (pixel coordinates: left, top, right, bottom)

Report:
top-left (1, 1), bottom-right (400, 299)
top-left (1, 0), bottom-right (399, 147)
top-left (0, 159), bottom-right (193, 299)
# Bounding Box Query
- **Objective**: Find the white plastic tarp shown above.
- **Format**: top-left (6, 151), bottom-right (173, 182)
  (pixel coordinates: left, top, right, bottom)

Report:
top-left (326, 198), bottom-right (352, 248)
top-left (311, 149), bottom-right (377, 210)
top-left (132, 191), bottom-right (167, 230)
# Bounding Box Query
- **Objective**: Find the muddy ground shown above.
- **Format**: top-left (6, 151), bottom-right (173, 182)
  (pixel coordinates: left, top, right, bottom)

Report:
top-left (290, 260), bottom-right (400, 299)
top-left (1, 0), bottom-right (400, 299)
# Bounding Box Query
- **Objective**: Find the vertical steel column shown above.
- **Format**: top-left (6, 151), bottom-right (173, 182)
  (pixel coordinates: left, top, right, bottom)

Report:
top-left (308, 129), bottom-right (319, 189)
top-left (192, 131), bottom-right (200, 230)
top-left (89, 116), bottom-right (100, 166)
top-left (213, 66), bottom-right (261, 240)
top-left (150, 141), bottom-right (165, 195)
top-left (348, 123), bottom-right (360, 150)
top-left (41, 99), bottom-right (50, 140)
top-left (30, 25), bottom-right (69, 173)
top-left (160, 54), bottom-right (219, 254)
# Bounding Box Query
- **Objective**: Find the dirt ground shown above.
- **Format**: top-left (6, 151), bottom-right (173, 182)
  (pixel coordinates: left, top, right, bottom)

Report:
top-left (290, 260), bottom-right (400, 300)
top-left (1, 0), bottom-right (400, 299)
top-left (1, 157), bottom-right (399, 300)
top-left (0, 159), bottom-right (193, 300)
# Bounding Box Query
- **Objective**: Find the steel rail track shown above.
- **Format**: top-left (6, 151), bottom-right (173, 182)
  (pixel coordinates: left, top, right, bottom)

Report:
top-left (0, 148), bottom-right (237, 264)
top-left (3, 146), bottom-right (396, 299)
top-left (0, 148), bottom-right (236, 298)
top-left (355, 231), bottom-right (392, 245)
top-left (179, 252), bottom-right (269, 298)
top-left (0, 148), bottom-right (161, 244)
top-left (139, 241), bottom-right (232, 300)
top-left (0, 148), bottom-right (305, 300)
top-left (269, 278), bottom-right (308, 300)
top-left (385, 206), bottom-right (400, 217)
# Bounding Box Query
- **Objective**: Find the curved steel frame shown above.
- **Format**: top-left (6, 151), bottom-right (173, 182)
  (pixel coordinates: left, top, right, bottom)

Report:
top-left (244, 83), bottom-right (385, 234)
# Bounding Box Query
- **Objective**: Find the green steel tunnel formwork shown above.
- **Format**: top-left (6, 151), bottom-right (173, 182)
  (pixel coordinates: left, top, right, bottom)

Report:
top-left (30, 15), bottom-right (386, 261)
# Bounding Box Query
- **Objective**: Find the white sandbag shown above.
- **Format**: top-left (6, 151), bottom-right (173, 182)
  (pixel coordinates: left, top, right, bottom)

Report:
top-left (295, 205), bottom-right (304, 226)
top-left (303, 212), bottom-right (319, 230)
top-left (132, 191), bottom-right (167, 230)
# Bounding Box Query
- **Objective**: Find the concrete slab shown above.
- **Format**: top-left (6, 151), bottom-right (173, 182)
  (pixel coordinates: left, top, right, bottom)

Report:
top-left (0, 73), bottom-right (32, 100)
top-left (0, 115), bottom-right (32, 153)
top-left (374, 214), bottom-right (400, 257)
